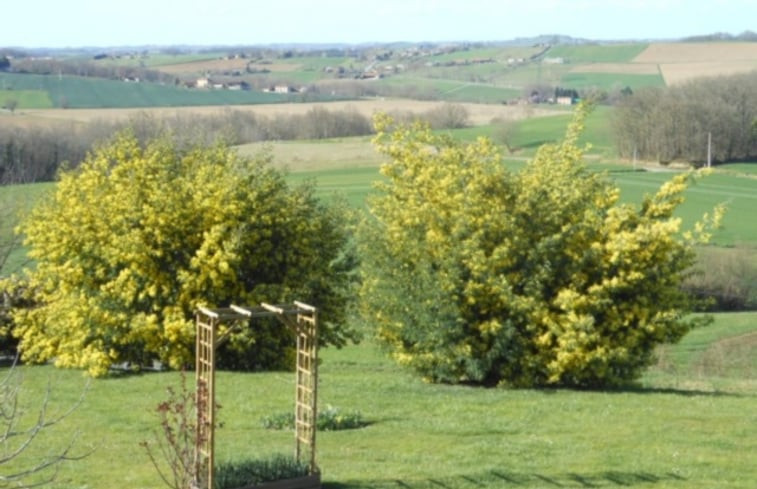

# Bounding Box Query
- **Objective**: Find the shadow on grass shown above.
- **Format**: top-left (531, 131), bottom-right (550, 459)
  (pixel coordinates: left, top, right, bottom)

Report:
top-left (531, 382), bottom-right (745, 398)
top-left (597, 385), bottom-right (745, 398)
top-left (323, 469), bottom-right (686, 488)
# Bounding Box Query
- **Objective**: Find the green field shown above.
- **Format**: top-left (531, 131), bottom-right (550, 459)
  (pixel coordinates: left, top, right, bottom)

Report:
top-left (0, 72), bottom-right (295, 109)
top-left (546, 44), bottom-right (649, 63)
top-left (613, 170), bottom-right (757, 246)
top-left (504, 106), bottom-right (617, 156)
top-left (3, 311), bottom-right (756, 489)
top-left (560, 72), bottom-right (665, 91)
top-left (375, 75), bottom-right (521, 103)
top-left (0, 89), bottom-right (53, 109)
top-left (717, 162), bottom-right (757, 175)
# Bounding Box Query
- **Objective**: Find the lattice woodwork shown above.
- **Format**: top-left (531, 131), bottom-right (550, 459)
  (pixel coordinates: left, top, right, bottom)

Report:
top-left (193, 302), bottom-right (319, 489)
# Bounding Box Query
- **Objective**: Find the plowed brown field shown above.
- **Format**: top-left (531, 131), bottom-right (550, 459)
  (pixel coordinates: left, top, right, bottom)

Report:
top-left (634, 43), bottom-right (757, 84)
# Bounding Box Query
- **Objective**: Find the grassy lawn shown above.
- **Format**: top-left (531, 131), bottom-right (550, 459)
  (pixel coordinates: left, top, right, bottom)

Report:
top-left (3, 312), bottom-right (756, 489)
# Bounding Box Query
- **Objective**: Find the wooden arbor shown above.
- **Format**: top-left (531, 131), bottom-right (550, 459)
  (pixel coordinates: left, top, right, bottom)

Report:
top-left (194, 301), bottom-right (319, 489)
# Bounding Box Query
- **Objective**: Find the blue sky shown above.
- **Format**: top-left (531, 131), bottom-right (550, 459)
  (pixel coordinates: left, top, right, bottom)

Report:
top-left (4, 0), bottom-right (756, 47)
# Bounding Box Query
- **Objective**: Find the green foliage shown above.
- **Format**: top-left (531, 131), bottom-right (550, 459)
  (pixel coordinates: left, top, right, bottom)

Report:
top-left (261, 405), bottom-right (366, 431)
top-left (214, 454), bottom-right (309, 489)
top-left (359, 103), bottom-right (722, 388)
top-left (0, 276), bottom-right (34, 355)
top-left (13, 132), bottom-right (355, 376)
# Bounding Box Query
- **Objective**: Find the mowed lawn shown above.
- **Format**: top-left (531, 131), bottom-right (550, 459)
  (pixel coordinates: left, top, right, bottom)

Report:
top-left (4, 312), bottom-right (756, 489)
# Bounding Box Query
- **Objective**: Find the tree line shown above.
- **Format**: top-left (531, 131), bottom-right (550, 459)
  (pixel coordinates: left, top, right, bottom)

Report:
top-left (613, 71), bottom-right (757, 164)
top-left (8, 57), bottom-right (177, 84)
top-left (0, 104), bottom-right (469, 185)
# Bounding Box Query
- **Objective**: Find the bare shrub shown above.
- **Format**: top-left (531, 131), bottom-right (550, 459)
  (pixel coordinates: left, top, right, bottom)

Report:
top-left (421, 103), bottom-right (470, 129)
top-left (683, 245), bottom-right (757, 311)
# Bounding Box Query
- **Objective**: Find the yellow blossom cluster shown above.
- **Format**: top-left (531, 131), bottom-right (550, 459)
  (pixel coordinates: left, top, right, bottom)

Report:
top-left (14, 132), bottom-right (354, 376)
top-left (359, 103), bottom-right (721, 387)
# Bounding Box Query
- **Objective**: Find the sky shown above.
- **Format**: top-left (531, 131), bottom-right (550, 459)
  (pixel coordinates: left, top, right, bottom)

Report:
top-left (3, 0), bottom-right (757, 48)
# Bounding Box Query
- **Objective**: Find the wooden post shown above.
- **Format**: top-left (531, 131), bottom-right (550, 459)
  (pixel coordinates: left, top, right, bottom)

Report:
top-left (707, 132), bottom-right (712, 168)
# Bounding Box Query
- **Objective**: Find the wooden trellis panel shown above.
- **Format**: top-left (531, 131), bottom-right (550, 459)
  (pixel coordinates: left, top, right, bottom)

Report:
top-left (294, 303), bottom-right (318, 472)
top-left (257, 302), bottom-right (319, 472)
top-left (194, 302), bottom-right (319, 489)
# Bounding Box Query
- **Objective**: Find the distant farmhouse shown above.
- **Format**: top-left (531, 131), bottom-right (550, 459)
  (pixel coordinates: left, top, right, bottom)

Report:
top-left (263, 85), bottom-right (300, 93)
top-left (193, 77), bottom-right (250, 91)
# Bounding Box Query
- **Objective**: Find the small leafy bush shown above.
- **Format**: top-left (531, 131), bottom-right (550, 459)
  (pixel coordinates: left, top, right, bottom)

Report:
top-left (261, 405), bottom-right (366, 431)
top-left (214, 454), bottom-right (309, 489)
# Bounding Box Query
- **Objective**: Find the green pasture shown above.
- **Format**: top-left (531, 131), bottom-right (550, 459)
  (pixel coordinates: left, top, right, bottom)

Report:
top-left (418, 62), bottom-right (521, 84)
top-left (437, 83), bottom-right (521, 103)
top-left (412, 63), bottom-right (570, 93)
top-left (268, 70), bottom-right (324, 84)
top-left (504, 106), bottom-right (617, 157)
top-left (244, 131), bottom-right (755, 248)
top-left (0, 89), bottom-right (53, 109)
top-left (3, 311), bottom-right (756, 489)
top-left (560, 72), bottom-right (665, 91)
top-left (546, 44), bottom-right (649, 63)
top-left (717, 162), bottom-right (757, 175)
top-left (613, 170), bottom-right (757, 246)
top-left (0, 72), bottom-right (295, 109)
top-left (376, 76), bottom-right (520, 103)
top-left (485, 62), bottom-right (571, 90)
top-left (296, 165), bottom-right (755, 249)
